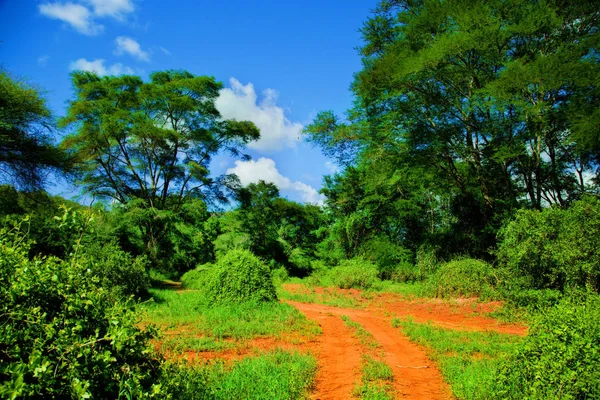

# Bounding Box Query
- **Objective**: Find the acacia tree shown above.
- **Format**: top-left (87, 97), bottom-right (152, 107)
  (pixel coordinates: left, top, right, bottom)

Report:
top-left (61, 70), bottom-right (260, 270)
top-left (61, 70), bottom-right (259, 208)
top-left (0, 70), bottom-right (68, 190)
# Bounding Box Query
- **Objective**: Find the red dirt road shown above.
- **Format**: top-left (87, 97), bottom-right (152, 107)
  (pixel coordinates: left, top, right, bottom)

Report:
top-left (289, 301), bottom-right (452, 400)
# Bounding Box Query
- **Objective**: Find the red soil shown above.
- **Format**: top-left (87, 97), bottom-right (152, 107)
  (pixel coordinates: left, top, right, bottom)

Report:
top-left (289, 301), bottom-right (452, 400)
top-left (283, 283), bottom-right (528, 336)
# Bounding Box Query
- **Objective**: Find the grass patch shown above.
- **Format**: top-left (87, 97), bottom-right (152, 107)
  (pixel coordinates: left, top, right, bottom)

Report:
top-left (392, 317), bottom-right (522, 400)
top-left (353, 356), bottom-right (394, 400)
top-left (139, 288), bottom-right (320, 355)
top-left (162, 349), bottom-right (317, 399)
top-left (341, 316), bottom-right (394, 399)
top-left (341, 315), bottom-right (380, 349)
top-left (277, 282), bottom-right (364, 308)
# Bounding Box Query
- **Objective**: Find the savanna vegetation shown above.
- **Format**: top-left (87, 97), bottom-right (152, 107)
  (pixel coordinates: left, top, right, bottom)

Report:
top-left (2, 0), bottom-right (600, 398)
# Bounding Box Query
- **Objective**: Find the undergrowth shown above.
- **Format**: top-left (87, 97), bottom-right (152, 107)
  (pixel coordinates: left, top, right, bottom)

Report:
top-left (392, 318), bottom-right (522, 400)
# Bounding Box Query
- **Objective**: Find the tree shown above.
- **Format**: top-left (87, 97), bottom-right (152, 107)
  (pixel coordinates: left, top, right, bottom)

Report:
top-left (60, 70), bottom-right (259, 271)
top-left (0, 70), bottom-right (68, 190)
top-left (61, 70), bottom-right (259, 208)
top-left (306, 0), bottom-right (600, 258)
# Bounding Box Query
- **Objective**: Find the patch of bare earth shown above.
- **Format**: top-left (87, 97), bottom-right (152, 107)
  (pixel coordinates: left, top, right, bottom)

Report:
top-left (289, 301), bottom-right (452, 400)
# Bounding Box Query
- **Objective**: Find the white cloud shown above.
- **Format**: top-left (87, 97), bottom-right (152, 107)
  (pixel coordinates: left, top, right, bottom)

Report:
top-left (159, 46), bottom-right (171, 55)
top-left (37, 55), bottom-right (51, 67)
top-left (115, 36), bottom-right (150, 62)
top-left (216, 78), bottom-right (302, 152)
top-left (40, 0), bottom-right (135, 35)
top-left (39, 2), bottom-right (103, 35)
top-left (227, 157), bottom-right (325, 205)
top-left (69, 58), bottom-right (134, 76)
top-left (84, 0), bottom-right (134, 19)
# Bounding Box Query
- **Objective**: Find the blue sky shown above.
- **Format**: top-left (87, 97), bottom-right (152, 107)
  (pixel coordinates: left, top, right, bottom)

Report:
top-left (0, 0), bottom-right (375, 204)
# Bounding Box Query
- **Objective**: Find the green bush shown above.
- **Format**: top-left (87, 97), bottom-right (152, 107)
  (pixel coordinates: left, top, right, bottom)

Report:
top-left (78, 241), bottom-right (150, 298)
top-left (329, 258), bottom-right (380, 290)
top-left (497, 196), bottom-right (600, 292)
top-left (206, 249), bottom-right (277, 304)
top-left (0, 228), bottom-right (161, 399)
top-left (493, 293), bottom-right (600, 399)
top-left (428, 258), bottom-right (498, 298)
top-left (181, 263), bottom-right (213, 290)
top-left (391, 261), bottom-right (421, 283)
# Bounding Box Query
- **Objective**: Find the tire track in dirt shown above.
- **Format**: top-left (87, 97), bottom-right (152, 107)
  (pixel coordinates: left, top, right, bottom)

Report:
top-left (289, 301), bottom-right (452, 400)
top-left (293, 303), bottom-right (363, 399)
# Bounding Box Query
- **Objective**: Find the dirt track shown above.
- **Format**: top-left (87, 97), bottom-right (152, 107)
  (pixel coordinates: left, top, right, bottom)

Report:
top-left (289, 301), bottom-right (452, 400)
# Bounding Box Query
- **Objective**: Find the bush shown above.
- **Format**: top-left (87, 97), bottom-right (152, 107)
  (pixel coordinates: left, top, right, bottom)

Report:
top-left (78, 241), bottom-right (150, 298)
top-left (0, 227), bottom-right (161, 398)
top-left (497, 196), bottom-right (600, 292)
top-left (181, 263), bottom-right (213, 290)
top-left (493, 293), bottom-right (600, 398)
top-left (206, 249), bottom-right (277, 304)
top-left (329, 258), bottom-right (380, 290)
top-left (428, 258), bottom-right (498, 298)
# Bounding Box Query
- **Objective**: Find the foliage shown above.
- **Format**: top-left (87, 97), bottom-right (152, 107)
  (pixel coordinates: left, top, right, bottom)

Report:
top-left (428, 258), bottom-right (499, 299)
top-left (206, 249), bottom-right (278, 304)
top-left (180, 263), bottom-right (213, 290)
top-left (79, 240), bottom-right (150, 298)
top-left (497, 196), bottom-right (600, 292)
top-left (0, 225), bottom-right (161, 399)
top-left (0, 70), bottom-right (69, 190)
top-left (330, 258), bottom-right (381, 290)
top-left (60, 70), bottom-right (259, 274)
top-left (306, 0), bottom-right (600, 261)
top-left (395, 318), bottom-right (522, 400)
top-left (493, 294), bottom-right (600, 399)
top-left (160, 350), bottom-right (317, 400)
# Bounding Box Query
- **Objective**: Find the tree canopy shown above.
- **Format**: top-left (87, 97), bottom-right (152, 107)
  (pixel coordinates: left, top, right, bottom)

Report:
top-left (61, 70), bottom-right (260, 209)
top-left (0, 70), bottom-right (68, 190)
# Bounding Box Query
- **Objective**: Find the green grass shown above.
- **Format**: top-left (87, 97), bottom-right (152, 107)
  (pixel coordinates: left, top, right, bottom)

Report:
top-left (139, 288), bottom-right (320, 355)
top-left (163, 349), bottom-right (317, 399)
top-left (353, 356), bottom-right (394, 400)
top-left (277, 282), bottom-right (364, 308)
top-left (392, 317), bottom-right (523, 400)
top-left (341, 316), bottom-right (394, 399)
top-left (341, 315), bottom-right (380, 349)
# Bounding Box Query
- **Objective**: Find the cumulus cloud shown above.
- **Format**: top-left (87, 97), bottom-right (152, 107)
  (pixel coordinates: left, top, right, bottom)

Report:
top-left (114, 36), bottom-right (150, 62)
top-left (39, 2), bottom-right (103, 35)
top-left (39, 0), bottom-right (135, 35)
top-left (69, 58), bottom-right (134, 76)
top-left (227, 157), bottom-right (325, 205)
top-left (216, 78), bottom-right (302, 152)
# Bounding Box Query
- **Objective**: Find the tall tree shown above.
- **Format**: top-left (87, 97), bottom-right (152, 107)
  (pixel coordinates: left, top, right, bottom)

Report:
top-left (0, 70), bottom-right (68, 190)
top-left (61, 70), bottom-right (260, 209)
top-left (61, 70), bottom-right (259, 270)
top-left (307, 0), bottom-right (600, 258)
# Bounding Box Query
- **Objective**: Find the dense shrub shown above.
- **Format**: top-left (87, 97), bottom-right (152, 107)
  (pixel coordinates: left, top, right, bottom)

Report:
top-left (0, 228), bottom-right (161, 398)
top-left (206, 249), bottom-right (277, 304)
top-left (78, 240), bottom-right (150, 298)
top-left (428, 258), bottom-right (498, 298)
top-left (329, 258), bottom-right (380, 290)
top-left (181, 263), bottom-right (213, 290)
top-left (493, 294), bottom-right (600, 399)
top-left (497, 196), bottom-right (600, 292)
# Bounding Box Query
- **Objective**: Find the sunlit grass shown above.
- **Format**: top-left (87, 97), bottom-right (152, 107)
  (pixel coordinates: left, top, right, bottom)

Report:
top-left (163, 349), bottom-right (317, 399)
top-left (139, 287), bottom-right (320, 355)
top-left (392, 317), bottom-right (523, 400)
